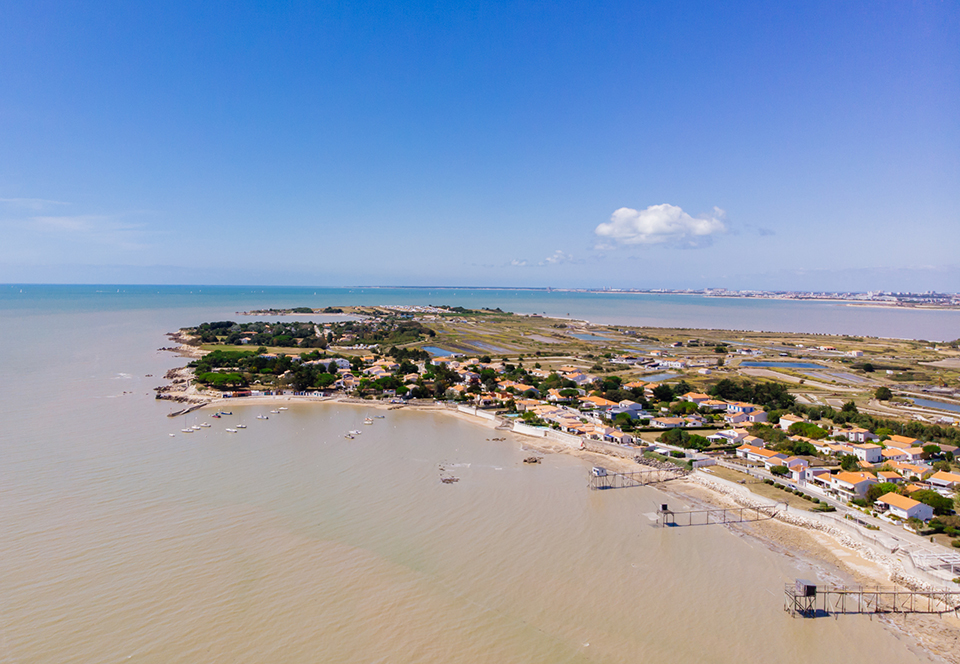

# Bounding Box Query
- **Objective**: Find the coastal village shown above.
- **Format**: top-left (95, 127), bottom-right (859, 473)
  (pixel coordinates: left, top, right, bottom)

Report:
top-left (159, 304), bottom-right (960, 586)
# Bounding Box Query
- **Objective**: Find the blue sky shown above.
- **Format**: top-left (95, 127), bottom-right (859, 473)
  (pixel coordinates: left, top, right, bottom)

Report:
top-left (1, 1), bottom-right (957, 290)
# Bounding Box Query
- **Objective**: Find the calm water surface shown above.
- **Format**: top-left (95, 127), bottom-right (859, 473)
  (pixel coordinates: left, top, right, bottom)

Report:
top-left (0, 289), bottom-right (943, 662)
top-left (3, 284), bottom-right (959, 339)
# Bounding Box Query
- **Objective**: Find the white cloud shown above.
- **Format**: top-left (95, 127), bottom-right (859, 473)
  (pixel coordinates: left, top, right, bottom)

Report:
top-left (510, 259), bottom-right (528, 267)
top-left (595, 204), bottom-right (727, 247)
top-left (541, 249), bottom-right (576, 265)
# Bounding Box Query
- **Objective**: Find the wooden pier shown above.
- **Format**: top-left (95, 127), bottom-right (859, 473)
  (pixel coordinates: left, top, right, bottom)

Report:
top-left (588, 467), bottom-right (684, 490)
top-left (656, 503), bottom-right (780, 527)
top-left (784, 579), bottom-right (960, 617)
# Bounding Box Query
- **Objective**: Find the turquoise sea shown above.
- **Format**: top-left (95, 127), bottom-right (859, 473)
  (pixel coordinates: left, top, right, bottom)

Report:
top-left (3, 284), bottom-right (959, 339)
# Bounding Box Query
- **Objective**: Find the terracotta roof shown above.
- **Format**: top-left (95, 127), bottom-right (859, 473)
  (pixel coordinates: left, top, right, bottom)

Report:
top-left (876, 492), bottom-right (922, 511)
top-left (930, 470), bottom-right (960, 484)
top-left (833, 471), bottom-right (876, 486)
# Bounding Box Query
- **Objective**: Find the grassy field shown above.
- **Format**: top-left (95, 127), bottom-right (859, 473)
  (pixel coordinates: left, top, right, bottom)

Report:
top-left (702, 465), bottom-right (826, 511)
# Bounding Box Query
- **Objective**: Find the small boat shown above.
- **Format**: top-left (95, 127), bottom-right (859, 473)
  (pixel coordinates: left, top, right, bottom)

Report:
top-left (181, 428), bottom-right (193, 433)
top-left (257, 415), bottom-right (269, 420)
top-left (374, 415), bottom-right (385, 419)
top-left (199, 422), bottom-right (211, 428)
top-left (226, 428), bottom-right (237, 433)
top-left (219, 410), bottom-right (232, 415)
top-left (169, 433), bottom-right (176, 437)
top-left (211, 413), bottom-right (221, 419)
top-left (278, 407), bottom-right (288, 411)
top-left (344, 434), bottom-right (355, 439)
top-left (191, 425), bottom-right (201, 430)
top-left (270, 409), bottom-right (280, 414)
top-left (349, 429), bottom-right (362, 435)
top-left (236, 424), bottom-right (247, 429)
top-left (363, 418), bottom-right (373, 425)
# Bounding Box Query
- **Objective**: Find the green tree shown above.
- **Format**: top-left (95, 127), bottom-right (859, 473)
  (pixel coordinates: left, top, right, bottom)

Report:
top-left (788, 422), bottom-right (829, 440)
top-left (866, 482), bottom-right (900, 504)
top-left (911, 490), bottom-right (955, 516)
top-left (652, 384), bottom-right (674, 403)
top-left (839, 455), bottom-right (860, 472)
top-left (922, 444), bottom-right (942, 460)
top-left (874, 386), bottom-right (893, 401)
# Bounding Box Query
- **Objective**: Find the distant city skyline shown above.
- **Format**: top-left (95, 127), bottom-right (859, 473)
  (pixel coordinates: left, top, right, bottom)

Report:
top-left (1, 1), bottom-right (957, 291)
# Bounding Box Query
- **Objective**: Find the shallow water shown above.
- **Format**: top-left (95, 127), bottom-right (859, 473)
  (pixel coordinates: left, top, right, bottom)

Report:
top-left (0, 291), bottom-right (942, 662)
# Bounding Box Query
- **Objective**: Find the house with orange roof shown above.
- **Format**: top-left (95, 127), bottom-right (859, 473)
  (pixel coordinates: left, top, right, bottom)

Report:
top-left (901, 447), bottom-right (926, 462)
top-left (681, 392), bottom-right (711, 404)
top-left (579, 395), bottom-right (619, 411)
top-left (766, 455), bottom-right (808, 473)
top-left (736, 445), bottom-right (786, 464)
top-left (807, 467), bottom-right (833, 490)
top-left (565, 371), bottom-right (595, 386)
top-left (699, 399), bottom-right (729, 411)
top-left (881, 448), bottom-right (908, 462)
top-left (885, 435), bottom-right (922, 449)
top-left (546, 388), bottom-right (572, 403)
top-left (877, 471), bottom-right (904, 484)
top-left (652, 417), bottom-right (686, 429)
top-left (888, 462), bottom-right (932, 481)
top-left (624, 380), bottom-right (647, 389)
top-left (929, 470), bottom-right (960, 490)
top-left (711, 428), bottom-right (750, 445)
top-left (876, 493), bottom-right (933, 521)
top-left (831, 471), bottom-right (878, 500)
top-left (778, 414), bottom-right (806, 431)
top-left (815, 441), bottom-right (853, 456)
top-left (747, 410), bottom-right (768, 423)
top-left (724, 411), bottom-right (751, 425)
top-left (832, 426), bottom-right (878, 443)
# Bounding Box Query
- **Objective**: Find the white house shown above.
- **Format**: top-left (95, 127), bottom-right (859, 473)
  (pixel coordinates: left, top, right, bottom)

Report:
top-left (736, 445), bottom-right (787, 465)
top-left (651, 417), bottom-right (686, 429)
top-left (830, 471), bottom-right (877, 500)
top-left (849, 443), bottom-right (883, 464)
top-left (832, 426), bottom-right (878, 443)
top-left (709, 429), bottom-right (750, 445)
top-left (929, 470), bottom-right (960, 490)
top-left (764, 455), bottom-right (807, 473)
top-left (778, 414), bottom-right (805, 431)
top-left (876, 493), bottom-right (933, 521)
